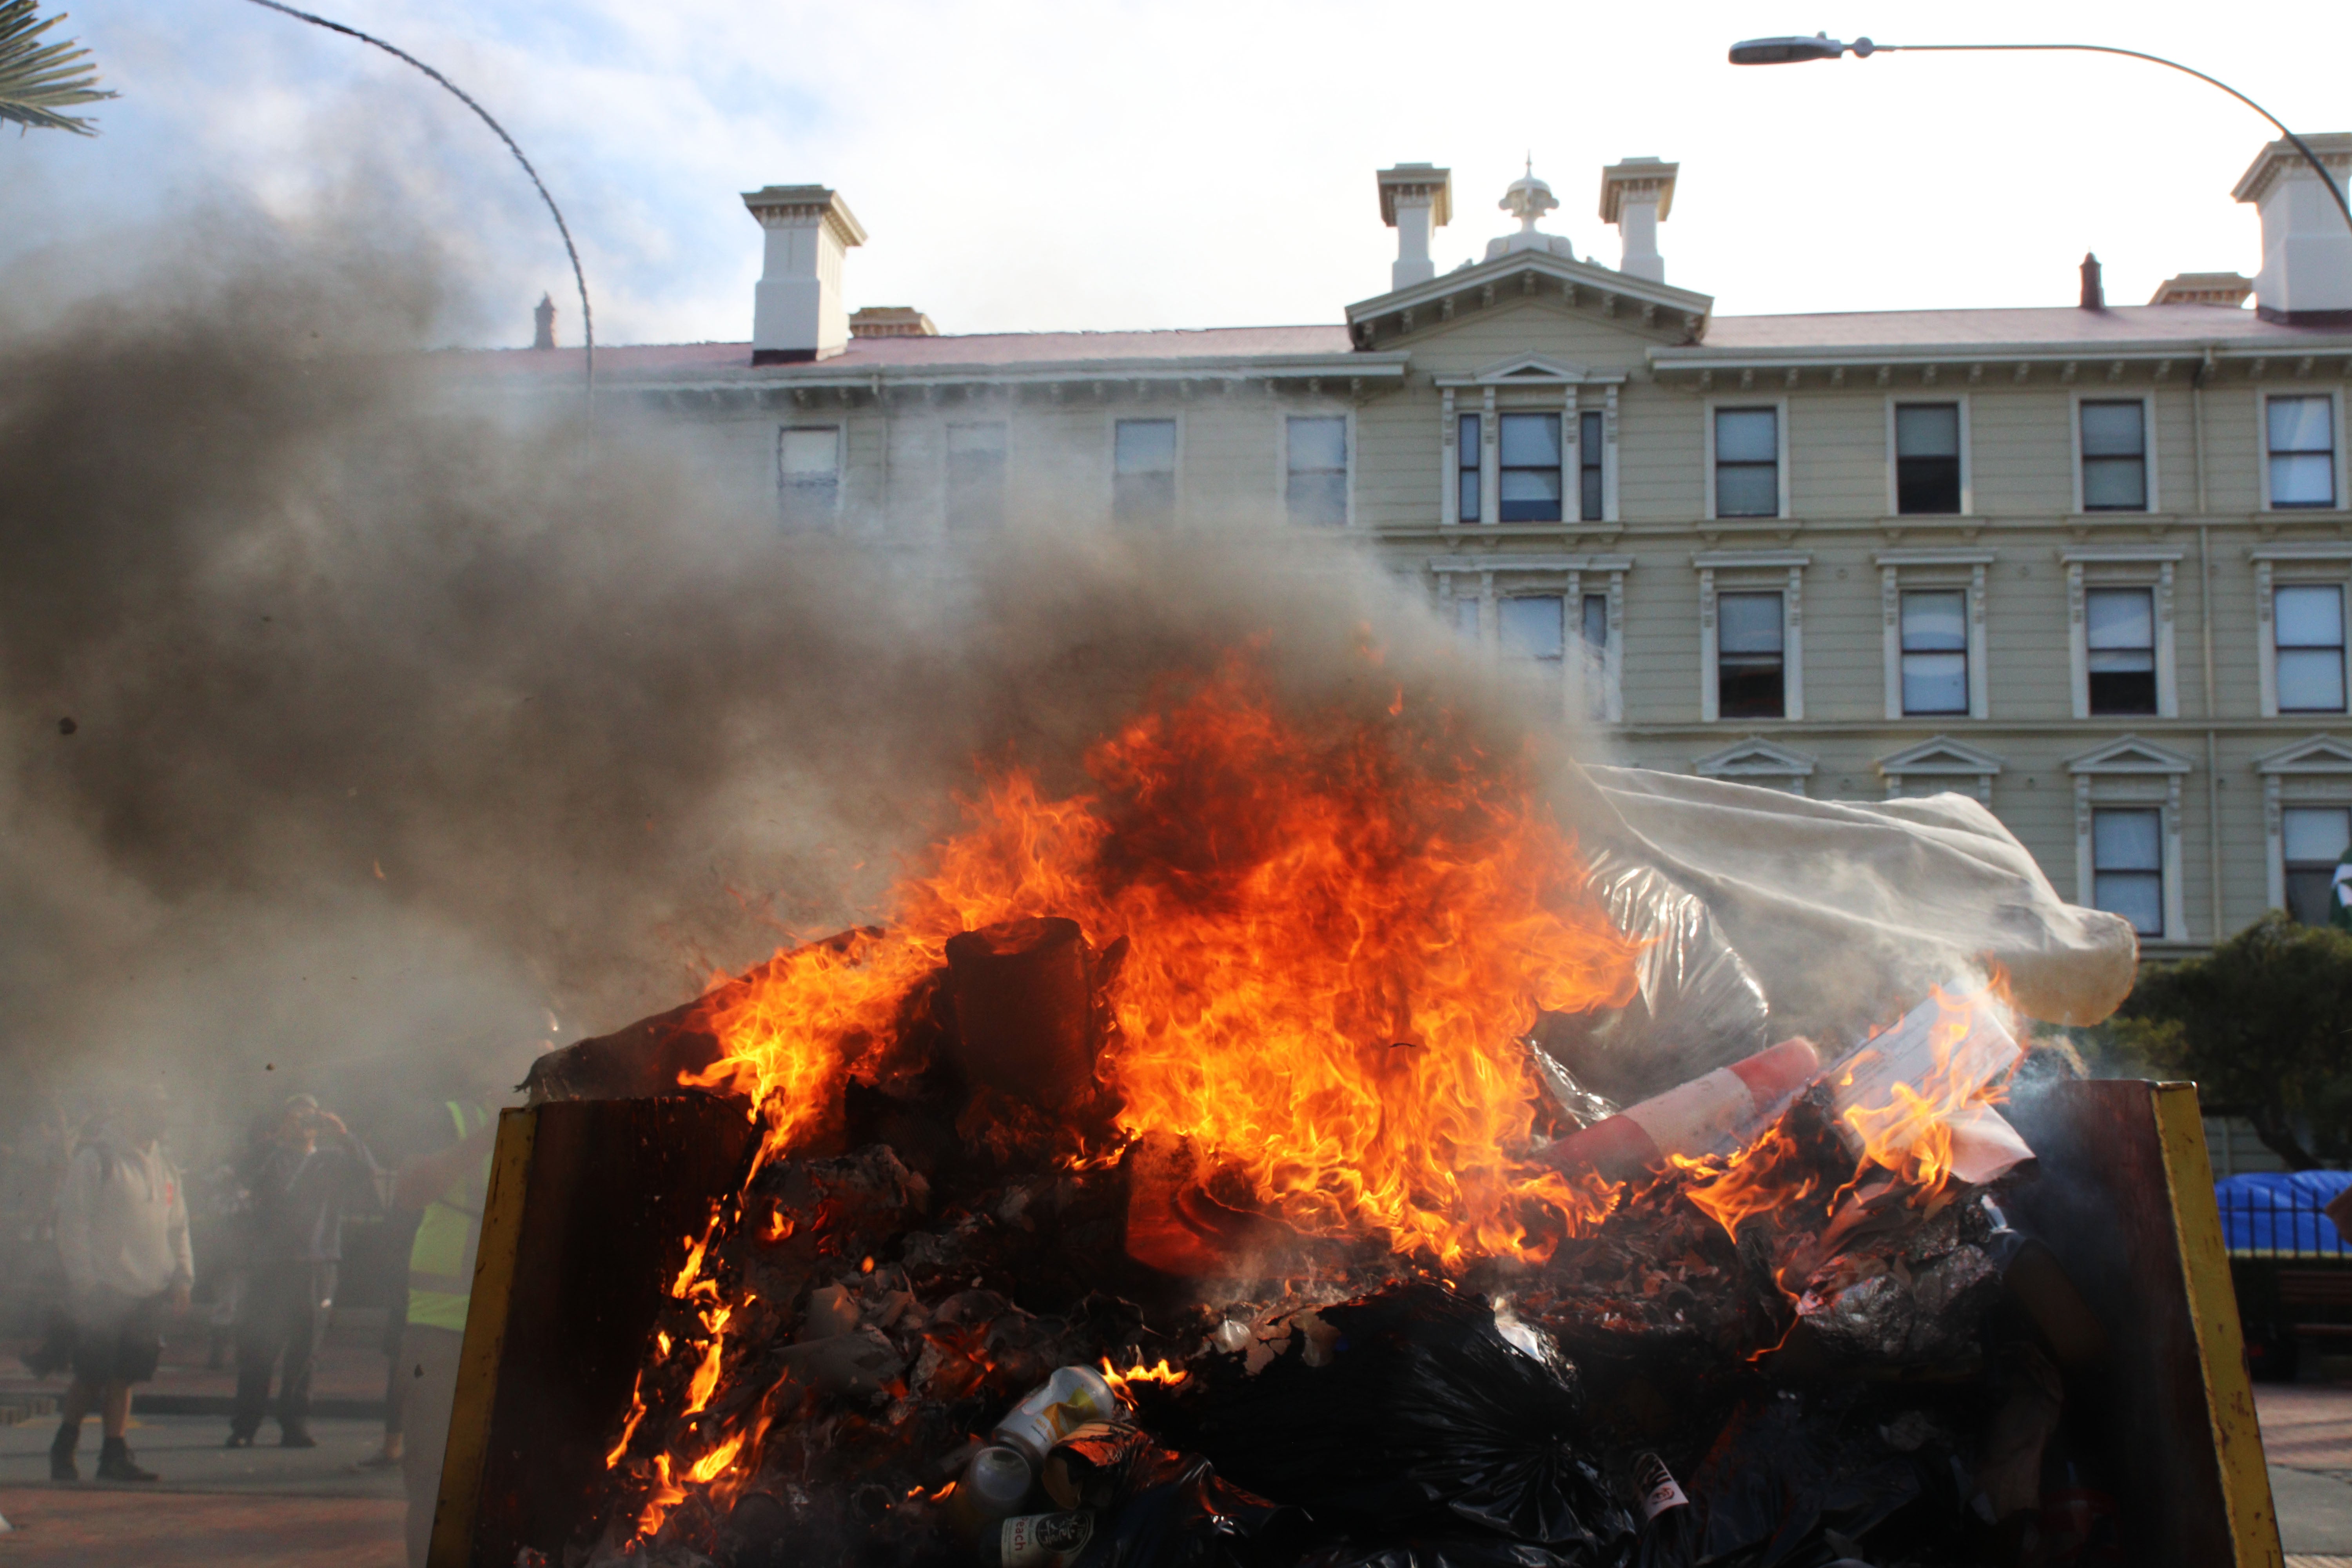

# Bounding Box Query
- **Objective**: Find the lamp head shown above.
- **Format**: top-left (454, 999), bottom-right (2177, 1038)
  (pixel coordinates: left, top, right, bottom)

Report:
top-left (1729, 33), bottom-right (1875, 64)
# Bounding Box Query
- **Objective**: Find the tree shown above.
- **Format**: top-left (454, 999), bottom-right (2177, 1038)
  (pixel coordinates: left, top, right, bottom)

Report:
top-left (2119, 911), bottom-right (2352, 1169)
top-left (0, 0), bottom-right (116, 136)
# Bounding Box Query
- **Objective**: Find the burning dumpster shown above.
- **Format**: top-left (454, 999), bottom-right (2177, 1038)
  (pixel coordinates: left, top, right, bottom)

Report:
top-left (424, 658), bottom-right (2279, 1568)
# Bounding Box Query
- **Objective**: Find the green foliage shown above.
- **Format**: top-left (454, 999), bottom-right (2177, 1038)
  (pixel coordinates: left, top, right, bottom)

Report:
top-left (0, 0), bottom-right (116, 136)
top-left (2120, 910), bottom-right (2352, 1169)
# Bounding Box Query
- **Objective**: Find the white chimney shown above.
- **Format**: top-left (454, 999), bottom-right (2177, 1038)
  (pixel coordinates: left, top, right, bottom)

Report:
top-left (743, 185), bottom-right (868, 364)
top-left (1599, 157), bottom-right (1678, 284)
top-left (2232, 134), bottom-right (2352, 324)
top-left (1377, 164), bottom-right (1452, 292)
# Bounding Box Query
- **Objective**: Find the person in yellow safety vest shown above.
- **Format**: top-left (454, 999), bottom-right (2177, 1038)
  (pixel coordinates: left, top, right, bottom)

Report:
top-left (391, 1099), bottom-right (495, 1568)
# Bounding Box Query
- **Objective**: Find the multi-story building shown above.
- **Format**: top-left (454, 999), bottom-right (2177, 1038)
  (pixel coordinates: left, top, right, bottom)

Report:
top-left (473, 137), bottom-right (2352, 968)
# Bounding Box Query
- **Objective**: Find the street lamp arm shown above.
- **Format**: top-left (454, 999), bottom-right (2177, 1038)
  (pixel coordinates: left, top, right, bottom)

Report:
top-left (239, 0), bottom-right (595, 404)
top-left (1873, 42), bottom-right (2352, 237)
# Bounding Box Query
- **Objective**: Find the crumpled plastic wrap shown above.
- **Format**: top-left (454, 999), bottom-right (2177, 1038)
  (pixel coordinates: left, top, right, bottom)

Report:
top-left (1532, 848), bottom-right (1772, 1114)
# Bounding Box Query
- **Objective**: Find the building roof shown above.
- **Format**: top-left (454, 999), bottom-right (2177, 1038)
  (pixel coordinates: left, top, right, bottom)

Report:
top-left (1689, 303), bottom-right (2338, 353)
top-left (454, 325), bottom-right (1357, 380)
top-left (456, 304), bottom-right (2351, 386)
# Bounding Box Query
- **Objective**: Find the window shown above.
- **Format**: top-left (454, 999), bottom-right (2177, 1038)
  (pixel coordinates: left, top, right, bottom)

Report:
top-left (1113, 419), bottom-right (1176, 526)
top-left (1458, 414), bottom-right (1483, 524)
top-left (1499, 596), bottom-right (1564, 664)
top-left (1286, 416), bottom-right (1348, 526)
top-left (2091, 808), bottom-right (2164, 936)
top-left (1498, 414), bottom-right (1563, 522)
top-left (946, 421), bottom-right (1006, 531)
top-left (1578, 592), bottom-right (1610, 720)
top-left (1900, 590), bottom-right (1968, 715)
top-left (2270, 396), bottom-right (2337, 509)
top-left (1578, 412), bottom-right (1605, 521)
top-left (1714, 408), bottom-right (1779, 518)
top-left (2085, 587), bottom-right (2158, 715)
top-left (2283, 806), bottom-right (2351, 926)
top-left (2080, 401), bottom-right (2147, 512)
top-left (1453, 595), bottom-right (1481, 642)
top-left (1717, 592), bottom-right (1785, 718)
top-left (1895, 403), bottom-right (1961, 515)
top-left (779, 426), bottom-right (840, 526)
top-left (2276, 584), bottom-right (2347, 713)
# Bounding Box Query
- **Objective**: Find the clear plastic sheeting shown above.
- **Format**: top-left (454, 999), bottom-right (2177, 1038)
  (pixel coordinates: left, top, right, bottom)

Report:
top-left (1534, 848), bottom-right (1771, 1110)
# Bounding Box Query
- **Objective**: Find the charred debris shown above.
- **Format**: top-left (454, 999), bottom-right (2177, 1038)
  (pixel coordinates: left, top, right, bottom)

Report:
top-left (530, 894), bottom-right (2112, 1568)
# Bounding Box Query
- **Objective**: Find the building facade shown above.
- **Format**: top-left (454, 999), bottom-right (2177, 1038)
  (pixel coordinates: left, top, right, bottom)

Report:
top-left (476, 138), bottom-right (2352, 959)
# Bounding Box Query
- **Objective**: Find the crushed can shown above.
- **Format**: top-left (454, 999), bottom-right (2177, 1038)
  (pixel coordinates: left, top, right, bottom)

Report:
top-left (991, 1365), bottom-right (1122, 1468)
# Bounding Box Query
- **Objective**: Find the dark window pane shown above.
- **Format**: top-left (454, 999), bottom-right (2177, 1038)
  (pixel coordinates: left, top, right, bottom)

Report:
top-left (1901, 590), bottom-right (1967, 650)
top-left (2082, 456), bottom-right (2147, 510)
top-left (1458, 413), bottom-right (1481, 523)
top-left (2086, 588), bottom-right (2152, 652)
top-left (2080, 401), bottom-right (2144, 456)
top-left (2094, 871), bottom-right (2164, 935)
top-left (1286, 417), bottom-right (1348, 525)
top-left (2285, 806), bottom-right (2350, 866)
top-left (1903, 652), bottom-right (1969, 715)
top-left (2278, 650), bottom-right (2346, 712)
top-left (2275, 454), bottom-right (2338, 508)
top-left (2287, 866), bottom-right (2337, 927)
top-left (1288, 416), bottom-right (1347, 472)
top-left (2092, 807), bottom-right (2164, 935)
top-left (2270, 398), bottom-right (2337, 508)
top-left (1579, 412), bottom-right (1605, 521)
top-left (2088, 668), bottom-right (2158, 715)
top-left (2081, 402), bottom-right (2147, 511)
top-left (1498, 469), bottom-right (1563, 522)
top-left (1499, 413), bottom-right (1562, 522)
top-left (1286, 471), bottom-right (1347, 526)
top-left (1114, 419), bottom-right (1176, 525)
top-left (1719, 659), bottom-right (1784, 718)
top-left (2276, 584), bottom-right (2343, 646)
top-left (1581, 593), bottom-right (1608, 650)
top-left (1896, 456), bottom-right (1961, 514)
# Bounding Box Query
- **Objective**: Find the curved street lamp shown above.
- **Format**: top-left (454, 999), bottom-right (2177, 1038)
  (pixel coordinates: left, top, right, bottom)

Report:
top-left (1727, 35), bottom-right (2352, 238)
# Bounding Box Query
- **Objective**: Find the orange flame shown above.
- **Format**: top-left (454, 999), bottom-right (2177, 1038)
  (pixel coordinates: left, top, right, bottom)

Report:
top-left (687, 1431), bottom-right (745, 1485)
top-left (1100, 1356), bottom-right (1190, 1401)
top-left (681, 652), bottom-right (1640, 1267)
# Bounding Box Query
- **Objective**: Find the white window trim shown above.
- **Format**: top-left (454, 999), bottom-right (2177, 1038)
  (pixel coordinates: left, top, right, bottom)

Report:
top-left (942, 414), bottom-right (1011, 532)
top-left (1109, 410), bottom-right (1185, 524)
top-left (2069, 390), bottom-right (2160, 515)
top-left (1876, 735), bottom-right (2005, 805)
top-left (1877, 549), bottom-right (1994, 721)
top-left (1278, 405), bottom-right (1356, 528)
top-left (778, 423), bottom-right (846, 521)
top-left (2063, 549), bottom-right (2181, 721)
top-left (1440, 388), bottom-right (1461, 528)
top-left (1703, 396), bottom-right (1792, 522)
top-left (1696, 550), bottom-right (1808, 722)
top-left (1429, 555), bottom-right (1629, 721)
top-left (2257, 389), bottom-right (2348, 514)
top-left (2253, 547), bottom-right (2352, 718)
top-left (2069, 735), bottom-right (2193, 944)
top-left (1884, 394), bottom-right (1974, 517)
top-left (2255, 735), bottom-right (2352, 911)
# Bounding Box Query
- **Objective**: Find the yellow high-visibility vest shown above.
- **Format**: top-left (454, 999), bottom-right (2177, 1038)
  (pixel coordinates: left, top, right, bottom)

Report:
top-left (406, 1101), bottom-right (492, 1333)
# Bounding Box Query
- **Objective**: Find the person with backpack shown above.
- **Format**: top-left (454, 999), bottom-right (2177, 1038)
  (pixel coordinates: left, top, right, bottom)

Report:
top-left (49, 1083), bottom-right (194, 1483)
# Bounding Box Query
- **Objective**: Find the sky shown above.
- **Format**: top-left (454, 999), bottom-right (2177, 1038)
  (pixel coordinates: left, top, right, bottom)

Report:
top-left (6, 0), bottom-right (2348, 348)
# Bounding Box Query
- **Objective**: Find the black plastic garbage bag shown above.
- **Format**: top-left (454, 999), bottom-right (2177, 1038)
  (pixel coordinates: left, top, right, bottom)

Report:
top-left (1166, 1282), bottom-right (1635, 1562)
top-left (1638, 1393), bottom-right (1949, 1568)
top-left (1534, 849), bottom-right (1771, 1109)
top-left (1296, 1540), bottom-right (1610, 1568)
top-left (1071, 1440), bottom-right (1308, 1568)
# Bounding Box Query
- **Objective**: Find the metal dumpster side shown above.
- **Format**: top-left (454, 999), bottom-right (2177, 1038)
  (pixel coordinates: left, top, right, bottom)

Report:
top-left (428, 1080), bottom-right (2282, 1566)
top-left (428, 1096), bottom-right (754, 1568)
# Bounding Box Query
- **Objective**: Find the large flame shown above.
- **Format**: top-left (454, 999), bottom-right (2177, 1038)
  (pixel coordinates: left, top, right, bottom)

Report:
top-left (683, 649), bottom-right (1639, 1263)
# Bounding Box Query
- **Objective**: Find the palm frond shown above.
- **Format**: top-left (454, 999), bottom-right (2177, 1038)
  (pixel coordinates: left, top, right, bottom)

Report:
top-left (0, 0), bottom-right (117, 136)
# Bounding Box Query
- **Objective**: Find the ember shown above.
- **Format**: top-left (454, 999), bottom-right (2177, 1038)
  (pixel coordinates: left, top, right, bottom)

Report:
top-left (556, 653), bottom-right (2103, 1568)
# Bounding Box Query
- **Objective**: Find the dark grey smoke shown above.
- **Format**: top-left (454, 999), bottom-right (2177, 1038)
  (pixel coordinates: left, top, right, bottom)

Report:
top-left (0, 200), bottom-right (1534, 1126)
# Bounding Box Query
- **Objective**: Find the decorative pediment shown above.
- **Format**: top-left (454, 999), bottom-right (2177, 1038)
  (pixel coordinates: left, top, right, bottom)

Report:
top-left (1427, 352), bottom-right (1603, 389)
top-left (1877, 736), bottom-right (2006, 777)
top-left (1694, 737), bottom-right (1818, 779)
top-left (2254, 733), bottom-right (2352, 775)
top-left (2065, 734), bottom-right (2193, 775)
top-left (1344, 247), bottom-right (1714, 351)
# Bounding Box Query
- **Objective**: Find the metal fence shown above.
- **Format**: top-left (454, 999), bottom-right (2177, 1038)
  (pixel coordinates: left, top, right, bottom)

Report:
top-left (2216, 1183), bottom-right (2352, 1258)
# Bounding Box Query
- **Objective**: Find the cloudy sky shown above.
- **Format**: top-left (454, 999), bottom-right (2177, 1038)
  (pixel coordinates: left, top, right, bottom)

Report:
top-left (9, 0), bottom-right (2347, 348)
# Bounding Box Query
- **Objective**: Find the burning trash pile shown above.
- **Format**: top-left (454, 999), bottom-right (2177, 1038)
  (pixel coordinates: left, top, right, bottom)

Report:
top-left (550, 657), bottom-right (2116, 1568)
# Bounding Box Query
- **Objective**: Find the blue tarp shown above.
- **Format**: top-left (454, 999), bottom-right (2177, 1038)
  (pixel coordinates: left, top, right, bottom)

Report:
top-left (2216, 1170), bottom-right (2352, 1254)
